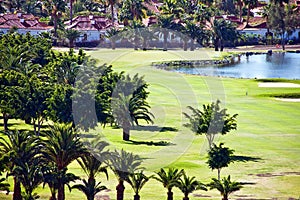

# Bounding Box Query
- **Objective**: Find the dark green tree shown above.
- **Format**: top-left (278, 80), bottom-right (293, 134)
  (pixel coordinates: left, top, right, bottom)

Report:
top-left (183, 100), bottom-right (238, 148)
top-left (207, 143), bottom-right (234, 180)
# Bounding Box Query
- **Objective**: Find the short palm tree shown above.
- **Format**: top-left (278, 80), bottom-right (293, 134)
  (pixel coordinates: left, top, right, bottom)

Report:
top-left (127, 171), bottom-right (153, 200)
top-left (108, 149), bottom-right (143, 200)
top-left (176, 171), bottom-right (207, 200)
top-left (41, 123), bottom-right (87, 200)
top-left (64, 29), bottom-right (81, 48)
top-left (0, 130), bottom-right (40, 200)
top-left (154, 168), bottom-right (184, 200)
top-left (72, 141), bottom-right (109, 200)
top-left (208, 175), bottom-right (242, 200)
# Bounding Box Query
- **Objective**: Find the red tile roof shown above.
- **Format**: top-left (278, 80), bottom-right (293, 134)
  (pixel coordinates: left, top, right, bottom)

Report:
top-left (65, 15), bottom-right (113, 31)
top-left (0, 13), bottom-right (52, 30)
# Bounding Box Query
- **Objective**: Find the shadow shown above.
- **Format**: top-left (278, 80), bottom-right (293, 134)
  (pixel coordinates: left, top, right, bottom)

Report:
top-left (132, 125), bottom-right (178, 132)
top-left (126, 139), bottom-right (174, 146)
top-left (239, 182), bottom-right (256, 185)
top-left (231, 155), bottom-right (262, 162)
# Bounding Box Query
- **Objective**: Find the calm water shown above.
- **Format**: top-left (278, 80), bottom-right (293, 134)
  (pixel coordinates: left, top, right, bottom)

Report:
top-left (174, 53), bottom-right (300, 79)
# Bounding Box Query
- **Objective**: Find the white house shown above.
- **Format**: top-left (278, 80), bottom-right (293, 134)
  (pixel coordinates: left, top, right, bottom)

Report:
top-left (64, 15), bottom-right (114, 43)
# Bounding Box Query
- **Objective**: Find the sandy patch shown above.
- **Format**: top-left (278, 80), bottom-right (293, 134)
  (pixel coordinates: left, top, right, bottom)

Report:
top-left (275, 98), bottom-right (300, 102)
top-left (258, 82), bottom-right (300, 88)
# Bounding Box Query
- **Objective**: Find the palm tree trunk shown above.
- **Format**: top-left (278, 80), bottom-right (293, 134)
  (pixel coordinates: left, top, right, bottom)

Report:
top-left (70, 0), bottom-right (73, 25)
top-left (183, 38), bottom-right (188, 51)
top-left (218, 168), bottom-right (221, 180)
top-left (134, 194), bottom-right (140, 200)
top-left (57, 183), bottom-right (65, 200)
top-left (110, 2), bottom-right (115, 24)
top-left (246, 5), bottom-right (250, 26)
top-left (183, 193), bottom-right (189, 200)
top-left (3, 112), bottom-right (9, 131)
top-left (53, 15), bottom-right (58, 46)
top-left (13, 177), bottom-right (22, 200)
top-left (116, 180), bottom-right (125, 200)
top-left (220, 39), bottom-right (224, 52)
top-left (281, 33), bottom-right (285, 50)
top-left (167, 188), bottom-right (173, 200)
top-left (122, 127), bottom-right (130, 141)
top-left (214, 38), bottom-right (219, 51)
top-left (163, 30), bottom-right (168, 51)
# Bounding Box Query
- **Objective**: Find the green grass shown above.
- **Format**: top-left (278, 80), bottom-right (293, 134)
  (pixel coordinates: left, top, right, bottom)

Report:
top-left (1, 48), bottom-right (300, 200)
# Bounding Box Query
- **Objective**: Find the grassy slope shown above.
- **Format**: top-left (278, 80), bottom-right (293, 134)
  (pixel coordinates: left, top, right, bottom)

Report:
top-left (1, 48), bottom-right (299, 200)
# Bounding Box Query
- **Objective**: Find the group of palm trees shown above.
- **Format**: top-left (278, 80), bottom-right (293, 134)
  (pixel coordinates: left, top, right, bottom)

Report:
top-left (0, 123), bottom-right (242, 200)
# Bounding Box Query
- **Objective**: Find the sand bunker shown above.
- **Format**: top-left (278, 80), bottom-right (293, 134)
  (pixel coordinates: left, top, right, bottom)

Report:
top-left (258, 82), bottom-right (300, 88)
top-left (275, 98), bottom-right (300, 102)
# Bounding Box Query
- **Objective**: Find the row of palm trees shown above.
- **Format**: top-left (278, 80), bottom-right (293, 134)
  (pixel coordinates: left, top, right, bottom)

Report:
top-left (0, 123), bottom-right (242, 200)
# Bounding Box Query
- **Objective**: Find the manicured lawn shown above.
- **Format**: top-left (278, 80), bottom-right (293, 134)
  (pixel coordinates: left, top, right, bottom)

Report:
top-left (1, 48), bottom-right (299, 199)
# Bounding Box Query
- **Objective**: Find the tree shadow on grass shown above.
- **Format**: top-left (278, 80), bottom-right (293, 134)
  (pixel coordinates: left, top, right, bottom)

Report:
top-left (132, 125), bottom-right (178, 132)
top-left (126, 139), bottom-right (175, 146)
top-left (231, 155), bottom-right (262, 163)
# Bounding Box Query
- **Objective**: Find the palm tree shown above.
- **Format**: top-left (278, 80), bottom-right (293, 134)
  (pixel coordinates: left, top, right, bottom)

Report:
top-left (106, 0), bottom-right (119, 24)
top-left (42, 0), bottom-right (66, 44)
top-left (244, 0), bottom-right (258, 26)
top-left (208, 175), bottom-right (242, 200)
top-left (176, 171), bottom-right (207, 200)
top-left (13, 160), bottom-right (43, 200)
top-left (0, 155), bottom-right (10, 195)
top-left (0, 130), bottom-right (40, 200)
top-left (41, 123), bottom-right (87, 200)
top-left (112, 74), bottom-right (154, 141)
top-left (72, 141), bottom-right (109, 200)
top-left (154, 168), bottom-right (184, 200)
top-left (64, 29), bottom-right (81, 48)
top-left (72, 179), bottom-right (107, 200)
top-left (127, 171), bottom-right (153, 200)
top-left (156, 14), bottom-right (179, 51)
top-left (105, 27), bottom-right (121, 50)
top-left (108, 149), bottom-right (143, 200)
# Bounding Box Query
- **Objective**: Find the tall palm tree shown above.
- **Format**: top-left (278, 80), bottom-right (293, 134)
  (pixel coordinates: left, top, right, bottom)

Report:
top-left (0, 130), bottom-right (40, 200)
top-left (72, 141), bottom-right (109, 200)
top-left (112, 74), bottom-right (154, 141)
top-left (108, 149), bottom-right (143, 200)
top-left (244, 0), bottom-right (258, 26)
top-left (41, 123), bottom-right (87, 200)
top-left (127, 171), bottom-right (153, 200)
top-left (208, 175), bottom-right (242, 200)
top-left (106, 0), bottom-right (119, 24)
top-left (42, 0), bottom-right (66, 44)
top-left (176, 171), bottom-right (207, 200)
top-left (154, 168), bottom-right (184, 200)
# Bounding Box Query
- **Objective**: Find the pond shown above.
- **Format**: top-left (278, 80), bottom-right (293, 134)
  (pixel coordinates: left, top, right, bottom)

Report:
top-left (174, 52), bottom-right (300, 79)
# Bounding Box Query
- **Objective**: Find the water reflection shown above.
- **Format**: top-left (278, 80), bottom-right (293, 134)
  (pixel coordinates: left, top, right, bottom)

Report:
top-left (174, 52), bottom-right (300, 79)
